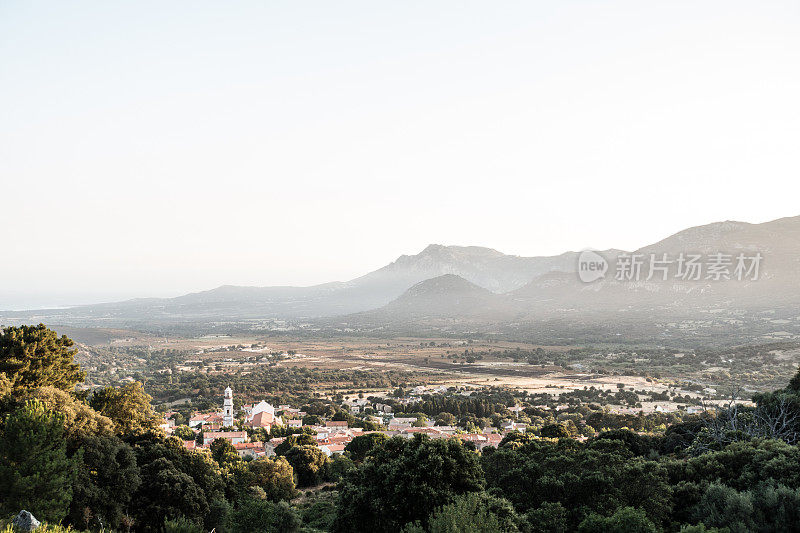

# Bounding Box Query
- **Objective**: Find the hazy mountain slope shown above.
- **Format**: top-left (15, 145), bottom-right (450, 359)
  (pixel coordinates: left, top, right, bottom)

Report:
top-left (333, 274), bottom-right (520, 332)
top-left (511, 215), bottom-right (800, 313)
top-left (368, 274), bottom-right (512, 318)
top-left (1, 244), bottom-right (586, 323)
top-left (351, 244), bottom-right (584, 294)
top-left (3, 215), bottom-right (798, 332)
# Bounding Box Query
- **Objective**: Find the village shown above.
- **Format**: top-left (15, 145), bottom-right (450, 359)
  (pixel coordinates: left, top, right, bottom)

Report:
top-left (159, 385), bottom-right (516, 459)
top-left (157, 376), bottom-right (716, 465)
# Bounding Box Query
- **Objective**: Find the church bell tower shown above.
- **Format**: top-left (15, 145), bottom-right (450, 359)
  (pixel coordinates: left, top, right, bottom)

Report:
top-left (223, 386), bottom-right (234, 427)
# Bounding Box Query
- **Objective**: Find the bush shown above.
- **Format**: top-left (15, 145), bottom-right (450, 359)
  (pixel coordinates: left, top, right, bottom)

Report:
top-left (423, 492), bottom-right (520, 532)
top-left (577, 507), bottom-right (657, 533)
top-left (228, 500), bottom-right (301, 533)
top-left (163, 516), bottom-right (202, 533)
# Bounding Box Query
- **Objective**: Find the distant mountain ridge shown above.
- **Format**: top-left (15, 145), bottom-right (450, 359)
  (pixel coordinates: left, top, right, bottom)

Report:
top-left (0, 243), bottom-right (604, 323)
top-left (341, 215), bottom-right (800, 336)
top-left (3, 215), bottom-right (800, 334)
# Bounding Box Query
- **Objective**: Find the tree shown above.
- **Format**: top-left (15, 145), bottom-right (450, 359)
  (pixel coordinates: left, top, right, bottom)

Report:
top-left (326, 453), bottom-right (356, 481)
top-left (333, 435), bottom-right (484, 532)
top-left (274, 433), bottom-right (317, 456)
top-left (422, 492), bottom-right (520, 532)
top-left (786, 365), bottom-right (800, 392)
top-left (0, 399), bottom-right (78, 522)
top-left (173, 425), bottom-right (195, 441)
top-left (228, 499), bottom-right (301, 533)
top-left (540, 423), bottom-right (578, 439)
top-left (210, 438), bottom-right (237, 464)
top-left (332, 410), bottom-right (355, 424)
top-left (691, 481), bottom-right (800, 532)
top-left (525, 502), bottom-right (568, 533)
top-left (285, 445), bottom-right (329, 487)
top-left (482, 438), bottom-right (672, 528)
top-left (90, 382), bottom-right (160, 435)
top-left (344, 432), bottom-right (388, 462)
top-left (67, 434), bottom-right (141, 530)
top-left (249, 456), bottom-right (297, 501)
top-left (300, 492), bottom-right (338, 531)
top-left (128, 434), bottom-right (226, 532)
top-left (133, 456), bottom-right (208, 532)
top-left (21, 386), bottom-right (114, 439)
top-left (302, 414), bottom-right (321, 426)
top-left (0, 372), bottom-right (11, 397)
top-left (679, 439), bottom-right (800, 491)
top-left (163, 516), bottom-right (203, 533)
top-left (577, 507), bottom-right (657, 533)
top-left (435, 412), bottom-right (457, 426)
top-left (0, 324), bottom-right (84, 391)
top-left (592, 429), bottom-right (659, 457)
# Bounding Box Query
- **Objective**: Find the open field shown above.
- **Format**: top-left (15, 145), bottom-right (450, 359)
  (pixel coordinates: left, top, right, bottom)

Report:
top-left (61, 326), bottom-right (800, 410)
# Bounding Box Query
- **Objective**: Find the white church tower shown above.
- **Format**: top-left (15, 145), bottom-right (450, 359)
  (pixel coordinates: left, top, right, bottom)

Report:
top-left (223, 386), bottom-right (234, 427)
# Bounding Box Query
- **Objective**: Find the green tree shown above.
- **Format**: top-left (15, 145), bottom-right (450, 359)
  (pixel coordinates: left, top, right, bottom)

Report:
top-left (132, 456), bottom-right (208, 531)
top-left (163, 516), bottom-right (203, 533)
top-left (333, 435), bottom-right (484, 532)
top-left (326, 453), bottom-right (356, 482)
top-left (300, 492), bottom-right (338, 531)
top-left (249, 456), bottom-right (297, 501)
top-left (422, 492), bottom-right (520, 532)
top-left (0, 324), bottom-right (84, 391)
top-left (210, 438), bottom-right (237, 464)
top-left (285, 445), bottom-right (329, 487)
top-left (435, 412), bottom-right (457, 426)
top-left (525, 502), bottom-right (568, 533)
top-left (173, 425), bottom-right (195, 441)
top-left (344, 432), bottom-right (388, 462)
top-left (0, 399), bottom-right (78, 522)
top-left (274, 433), bottom-right (317, 456)
top-left (21, 386), bottom-right (114, 439)
top-left (90, 382), bottom-right (160, 435)
top-left (228, 499), bottom-right (301, 533)
top-left (540, 422), bottom-right (578, 439)
top-left (67, 434), bottom-right (141, 530)
top-left (128, 434), bottom-right (226, 532)
top-left (302, 414), bottom-right (321, 426)
top-left (482, 438), bottom-right (672, 528)
top-left (692, 481), bottom-right (800, 532)
top-left (577, 507), bottom-right (657, 533)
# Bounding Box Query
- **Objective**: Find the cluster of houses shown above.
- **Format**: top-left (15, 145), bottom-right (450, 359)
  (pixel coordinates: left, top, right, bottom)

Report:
top-left (160, 386), bottom-right (507, 460)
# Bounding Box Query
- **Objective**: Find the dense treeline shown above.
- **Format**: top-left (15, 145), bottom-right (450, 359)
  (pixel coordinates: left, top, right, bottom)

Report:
top-left (145, 367), bottom-right (423, 406)
top-left (6, 325), bottom-right (800, 532)
top-left (397, 393), bottom-right (512, 419)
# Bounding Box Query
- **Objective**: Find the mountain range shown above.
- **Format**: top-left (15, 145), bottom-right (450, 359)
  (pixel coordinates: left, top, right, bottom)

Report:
top-left (3, 215), bottom-right (800, 342)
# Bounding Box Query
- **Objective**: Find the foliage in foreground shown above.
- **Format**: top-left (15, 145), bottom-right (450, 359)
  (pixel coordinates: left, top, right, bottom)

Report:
top-left (7, 325), bottom-right (800, 532)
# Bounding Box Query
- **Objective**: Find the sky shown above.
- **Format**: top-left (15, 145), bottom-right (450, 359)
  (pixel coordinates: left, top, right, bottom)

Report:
top-left (1, 1), bottom-right (799, 309)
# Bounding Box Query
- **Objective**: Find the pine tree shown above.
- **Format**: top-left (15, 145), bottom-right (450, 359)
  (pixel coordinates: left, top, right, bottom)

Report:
top-left (0, 324), bottom-right (84, 391)
top-left (0, 399), bottom-right (78, 522)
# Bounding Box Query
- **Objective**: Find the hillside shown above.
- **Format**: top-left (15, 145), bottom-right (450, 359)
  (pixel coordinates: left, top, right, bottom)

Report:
top-left (510, 215), bottom-right (800, 313)
top-left (365, 274), bottom-right (512, 319)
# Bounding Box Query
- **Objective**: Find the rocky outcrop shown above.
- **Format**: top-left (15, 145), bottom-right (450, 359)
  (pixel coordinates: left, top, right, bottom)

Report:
top-left (12, 510), bottom-right (40, 531)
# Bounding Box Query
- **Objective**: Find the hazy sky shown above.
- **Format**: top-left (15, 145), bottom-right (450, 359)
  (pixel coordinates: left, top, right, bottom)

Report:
top-left (2, 1), bottom-right (799, 309)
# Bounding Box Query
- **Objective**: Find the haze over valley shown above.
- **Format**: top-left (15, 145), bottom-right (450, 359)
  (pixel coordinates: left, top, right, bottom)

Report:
top-left (4, 214), bottom-right (799, 346)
